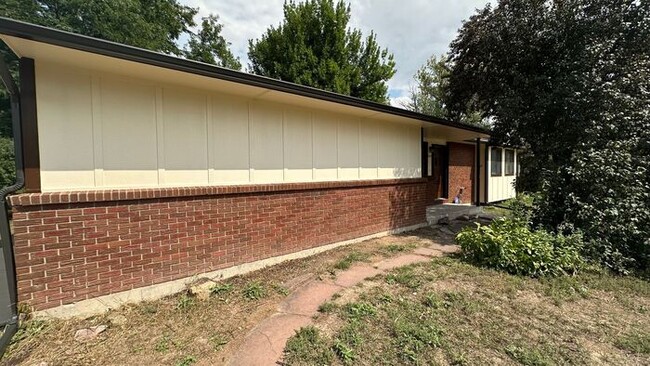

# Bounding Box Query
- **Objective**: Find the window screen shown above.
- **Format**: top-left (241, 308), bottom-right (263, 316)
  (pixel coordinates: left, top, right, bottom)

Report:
top-left (491, 148), bottom-right (502, 176)
top-left (505, 149), bottom-right (515, 176)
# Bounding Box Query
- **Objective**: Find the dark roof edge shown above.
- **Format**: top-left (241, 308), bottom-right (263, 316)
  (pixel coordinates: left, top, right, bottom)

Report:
top-left (0, 17), bottom-right (490, 135)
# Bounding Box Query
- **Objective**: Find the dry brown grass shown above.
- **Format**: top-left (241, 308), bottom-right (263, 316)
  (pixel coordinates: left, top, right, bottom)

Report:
top-left (2, 227), bottom-right (439, 366)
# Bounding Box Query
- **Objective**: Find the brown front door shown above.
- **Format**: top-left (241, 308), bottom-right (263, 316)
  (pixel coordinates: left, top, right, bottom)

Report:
top-left (430, 145), bottom-right (448, 199)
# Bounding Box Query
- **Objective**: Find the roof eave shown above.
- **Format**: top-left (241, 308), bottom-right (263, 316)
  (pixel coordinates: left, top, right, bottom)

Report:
top-left (0, 17), bottom-right (490, 135)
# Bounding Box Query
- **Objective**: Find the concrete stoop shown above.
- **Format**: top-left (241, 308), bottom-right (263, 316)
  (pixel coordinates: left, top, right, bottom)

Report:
top-left (426, 204), bottom-right (483, 225)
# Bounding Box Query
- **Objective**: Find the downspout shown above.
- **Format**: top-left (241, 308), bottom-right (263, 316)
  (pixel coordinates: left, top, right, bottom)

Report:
top-left (0, 56), bottom-right (25, 358)
top-left (475, 138), bottom-right (481, 206)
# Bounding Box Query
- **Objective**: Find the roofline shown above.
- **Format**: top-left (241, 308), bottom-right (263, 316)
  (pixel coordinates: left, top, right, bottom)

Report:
top-left (0, 17), bottom-right (490, 135)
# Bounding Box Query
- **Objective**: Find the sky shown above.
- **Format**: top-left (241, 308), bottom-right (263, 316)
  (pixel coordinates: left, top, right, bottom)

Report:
top-left (179, 0), bottom-right (493, 107)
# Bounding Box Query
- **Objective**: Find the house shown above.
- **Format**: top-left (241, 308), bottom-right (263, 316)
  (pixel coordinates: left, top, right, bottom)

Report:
top-left (0, 18), bottom-right (517, 316)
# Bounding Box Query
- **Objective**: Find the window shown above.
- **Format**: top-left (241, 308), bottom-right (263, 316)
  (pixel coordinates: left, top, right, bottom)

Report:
top-left (490, 147), bottom-right (502, 176)
top-left (505, 149), bottom-right (515, 176)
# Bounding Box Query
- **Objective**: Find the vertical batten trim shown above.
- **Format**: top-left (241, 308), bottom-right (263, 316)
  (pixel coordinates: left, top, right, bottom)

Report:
top-left (247, 101), bottom-right (253, 182)
top-left (90, 73), bottom-right (103, 188)
top-left (206, 94), bottom-right (213, 184)
top-left (357, 118), bottom-right (361, 180)
top-left (155, 87), bottom-right (165, 185)
top-left (281, 107), bottom-right (286, 182)
top-left (311, 112), bottom-right (315, 181)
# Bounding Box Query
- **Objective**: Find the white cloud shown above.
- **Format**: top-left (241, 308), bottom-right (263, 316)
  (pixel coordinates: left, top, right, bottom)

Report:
top-left (180, 0), bottom-right (492, 98)
top-left (390, 95), bottom-right (412, 109)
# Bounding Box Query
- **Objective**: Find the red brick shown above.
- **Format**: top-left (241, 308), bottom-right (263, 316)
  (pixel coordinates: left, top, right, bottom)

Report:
top-left (11, 178), bottom-right (437, 311)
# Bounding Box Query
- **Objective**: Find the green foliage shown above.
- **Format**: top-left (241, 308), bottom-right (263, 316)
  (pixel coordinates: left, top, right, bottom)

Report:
top-left (210, 283), bottom-right (233, 297)
top-left (615, 331), bottom-right (650, 354)
top-left (154, 334), bottom-right (171, 353)
top-left (1, 0), bottom-right (198, 56)
top-left (242, 281), bottom-right (265, 300)
top-left (394, 320), bottom-right (443, 363)
top-left (0, 137), bottom-right (15, 187)
top-left (176, 293), bottom-right (194, 310)
top-left (445, 0), bottom-right (650, 273)
top-left (405, 54), bottom-right (483, 126)
top-left (184, 14), bottom-right (241, 70)
top-left (385, 266), bottom-right (422, 288)
top-left (208, 332), bottom-right (229, 350)
top-left (317, 301), bottom-right (337, 313)
top-left (10, 319), bottom-right (47, 344)
top-left (248, 0), bottom-right (396, 103)
top-left (175, 355), bottom-right (196, 366)
top-left (333, 251), bottom-right (370, 270)
top-left (284, 326), bottom-right (335, 365)
top-left (456, 218), bottom-right (584, 277)
top-left (344, 302), bottom-right (376, 319)
top-left (505, 344), bottom-right (554, 366)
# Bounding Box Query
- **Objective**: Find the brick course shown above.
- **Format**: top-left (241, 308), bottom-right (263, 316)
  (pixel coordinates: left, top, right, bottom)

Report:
top-left (11, 178), bottom-right (437, 311)
top-left (448, 143), bottom-right (475, 204)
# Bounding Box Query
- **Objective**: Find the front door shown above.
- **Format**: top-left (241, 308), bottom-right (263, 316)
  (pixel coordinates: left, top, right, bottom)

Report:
top-left (430, 145), bottom-right (448, 199)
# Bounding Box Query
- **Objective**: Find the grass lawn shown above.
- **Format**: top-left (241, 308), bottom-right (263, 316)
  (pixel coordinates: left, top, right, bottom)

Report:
top-left (285, 257), bottom-right (650, 365)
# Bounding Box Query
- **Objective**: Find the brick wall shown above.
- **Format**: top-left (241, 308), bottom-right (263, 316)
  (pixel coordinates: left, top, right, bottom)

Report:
top-left (10, 178), bottom-right (436, 311)
top-left (448, 143), bottom-right (475, 204)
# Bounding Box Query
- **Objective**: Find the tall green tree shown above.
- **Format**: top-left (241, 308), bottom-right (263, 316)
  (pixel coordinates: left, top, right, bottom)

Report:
top-left (0, 0), bottom-right (198, 56)
top-left (446, 0), bottom-right (650, 273)
top-left (405, 54), bottom-right (483, 125)
top-left (185, 15), bottom-right (241, 70)
top-left (248, 0), bottom-right (396, 103)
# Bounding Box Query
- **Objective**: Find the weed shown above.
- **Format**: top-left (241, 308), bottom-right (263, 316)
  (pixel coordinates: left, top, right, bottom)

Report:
top-left (210, 283), bottom-right (233, 297)
top-left (345, 302), bottom-right (377, 319)
top-left (384, 243), bottom-right (417, 254)
top-left (140, 303), bottom-right (158, 314)
top-left (175, 355), bottom-right (196, 366)
top-left (333, 340), bottom-right (355, 364)
top-left (11, 319), bottom-right (47, 344)
top-left (284, 326), bottom-right (334, 365)
top-left (155, 334), bottom-right (171, 353)
top-left (394, 320), bottom-right (444, 363)
top-left (176, 294), bottom-right (195, 310)
top-left (423, 293), bottom-right (443, 309)
top-left (385, 267), bottom-right (422, 289)
top-left (318, 301), bottom-right (337, 313)
top-left (209, 333), bottom-right (229, 350)
top-left (505, 344), bottom-right (554, 366)
top-left (615, 331), bottom-right (650, 354)
top-left (334, 252), bottom-right (370, 270)
top-left (242, 281), bottom-right (266, 300)
top-left (272, 283), bottom-right (290, 296)
top-left (542, 276), bottom-right (589, 305)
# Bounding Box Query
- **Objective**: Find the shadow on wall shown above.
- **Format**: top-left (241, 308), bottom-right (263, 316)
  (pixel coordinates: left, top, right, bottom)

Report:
top-left (387, 167), bottom-right (429, 231)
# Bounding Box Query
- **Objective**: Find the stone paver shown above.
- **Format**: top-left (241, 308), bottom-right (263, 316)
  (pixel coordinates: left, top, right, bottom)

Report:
top-left (333, 264), bottom-right (382, 287)
top-left (374, 253), bottom-right (431, 271)
top-left (226, 242), bottom-right (459, 365)
top-left (413, 247), bottom-right (443, 257)
top-left (430, 243), bottom-right (461, 254)
top-left (227, 313), bottom-right (311, 366)
top-left (279, 281), bottom-right (341, 316)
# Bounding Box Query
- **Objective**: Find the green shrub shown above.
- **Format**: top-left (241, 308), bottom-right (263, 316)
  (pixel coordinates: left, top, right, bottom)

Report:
top-left (455, 218), bottom-right (584, 277)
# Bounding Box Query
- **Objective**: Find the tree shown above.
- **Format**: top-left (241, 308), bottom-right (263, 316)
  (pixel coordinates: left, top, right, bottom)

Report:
top-left (0, 0), bottom-right (198, 56)
top-left (248, 0), bottom-right (396, 103)
top-left (185, 15), bottom-right (241, 70)
top-left (446, 0), bottom-right (650, 273)
top-left (405, 54), bottom-right (483, 125)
